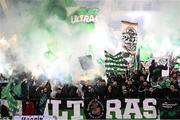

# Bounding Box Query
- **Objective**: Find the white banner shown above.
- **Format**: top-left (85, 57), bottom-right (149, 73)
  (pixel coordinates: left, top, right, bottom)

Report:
top-left (149, 57), bottom-right (169, 77)
top-left (121, 21), bottom-right (138, 52)
top-left (13, 116), bottom-right (56, 120)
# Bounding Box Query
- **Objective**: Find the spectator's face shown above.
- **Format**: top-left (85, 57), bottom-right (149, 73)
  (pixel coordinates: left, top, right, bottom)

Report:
top-left (121, 74), bottom-right (125, 79)
top-left (32, 76), bottom-right (36, 80)
top-left (113, 81), bottom-right (117, 86)
top-left (134, 70), bottom-right (138, 74)
top-left (100, 81), bottom-right (106, 86)
top-left (172, 73), bottom-right (177, 78)
top-left (96, 80), bottom-right (100, 85)
top-left (88, 86), bottom-right (92, 90)
top-left (149, 88), bottom-right (153, 93)
top-left (140, 76), bottom-right (144, 81)
top-left (41, 89), bottom-right (43, 93)
top-left (57, 89), bottom-right (62, 93)
top-left (177, 76), bottom-right (180, 80)
top-left (85, 81), bottom-right (88, 86)
top-left (111, 78), bottom-right (115, 82)
top-left (108, 86), bottom-right (112, 92)
top-left (127, 81), bottom-right (132, 85)
top-left (172, 79), bottom-right (177, 84)
top-left (122, 85), bottom-right (126, 90)
top-left (170, 85), bottom-right (175, 91)
top-left (44, 88), bottom-right (47, 92)
top-left (143, 82), bottom-right (147, 86)
top-left (177, 76), bottom-right (180, 87)
top-left (85, 80), bottom-right (91, 86)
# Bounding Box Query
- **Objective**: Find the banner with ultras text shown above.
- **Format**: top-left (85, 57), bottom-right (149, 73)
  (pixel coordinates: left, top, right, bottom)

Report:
top-left (42, 98), bottom-right (157, 119)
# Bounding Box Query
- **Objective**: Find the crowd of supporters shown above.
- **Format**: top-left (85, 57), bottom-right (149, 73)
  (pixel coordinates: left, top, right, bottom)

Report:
top-left (0, 60), bottom-right (180, 117)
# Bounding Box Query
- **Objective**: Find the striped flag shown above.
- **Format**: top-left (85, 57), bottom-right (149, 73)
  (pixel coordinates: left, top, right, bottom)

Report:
top-left (105, 51), bottom-right (128, 73)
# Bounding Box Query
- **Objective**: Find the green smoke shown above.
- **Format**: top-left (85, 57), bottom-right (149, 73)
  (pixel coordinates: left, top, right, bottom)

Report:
top-left (20, 0), bottom-right (98, 61)
top-left (20, 0), bottom-right (77, 61)
top-left (140, 47), bottom-right (151, 61)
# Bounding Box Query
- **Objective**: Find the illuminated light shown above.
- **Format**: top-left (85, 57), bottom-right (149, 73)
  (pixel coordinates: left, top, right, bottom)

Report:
top-left (9, 35), bottom-right (17, 46)
top-left (0, 37), bottom-right (9, 49)
top-left (80, 74), bottom-right (88, 81)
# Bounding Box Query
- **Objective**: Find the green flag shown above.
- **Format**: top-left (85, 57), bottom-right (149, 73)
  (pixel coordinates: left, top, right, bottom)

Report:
top-left (134, 48), bottom-right (140, 70)
top-left (6, 92), bottom-right (18, 112)
top-left (151, 81), bottom-right (161, 89)
top-left (97, 58), bottom-right (105, 65)
top-left (14, 81), bottom-right (22, 97)
top-left (160, 79), bottom-right (171, 89)
top-left (1, 80), bottom-right (18, 112)
top-left (40, 94), bottom-right (47, 105)
top-left (174, 63), bottom-right (180, 69)
top-left (140, 47), bottom-right (151, 61)
top-left (1, 80), bottom-right (12, 99)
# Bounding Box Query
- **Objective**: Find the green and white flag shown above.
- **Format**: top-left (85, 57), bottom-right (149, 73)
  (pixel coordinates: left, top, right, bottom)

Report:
top-left (105, 51), bottom-right (128, 73)
top-left (1, 79), bottom-right (18, 112)
top-left (1, 80), bottom-right (12, 99)
top-left (13, 81), bottom-right (22, 97)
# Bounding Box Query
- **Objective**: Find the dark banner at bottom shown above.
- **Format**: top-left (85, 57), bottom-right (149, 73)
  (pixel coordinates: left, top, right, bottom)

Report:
top-left (1, 98), bottom-right (180, 119)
